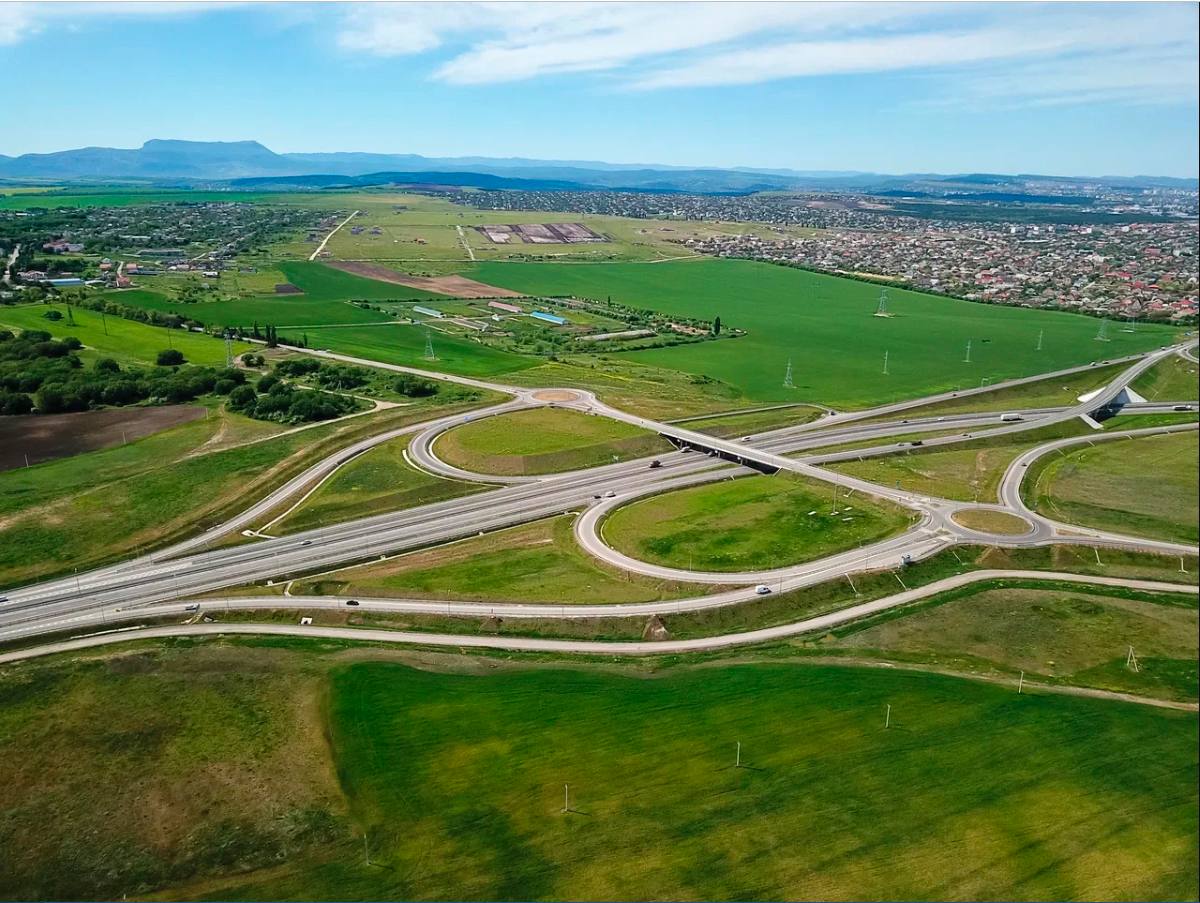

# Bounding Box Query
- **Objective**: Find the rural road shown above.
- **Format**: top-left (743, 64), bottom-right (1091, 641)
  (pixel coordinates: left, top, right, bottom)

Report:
top-left (308, 210), bottom-right (359, 261)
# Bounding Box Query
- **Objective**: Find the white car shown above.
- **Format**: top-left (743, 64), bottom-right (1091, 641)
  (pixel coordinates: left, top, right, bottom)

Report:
top-left (755, 584), bottom-right (772, 595)
top-left (604, 490), bottom-right (617, 498)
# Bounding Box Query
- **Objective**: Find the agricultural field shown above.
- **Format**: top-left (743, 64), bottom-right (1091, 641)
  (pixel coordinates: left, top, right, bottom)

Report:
top-left (3, 647), bottom-right (1194, 901)
top-left (603, 473), bottom-right (915, 572)
top-left (293, 515), bottom-right (713, 604)
top-left (273, 191), bottom-right (809, 266)
top-left (0, 188), bottom-right (280, 209)
top-left (268, 435), bottom-right (487, 535)
top-left (469, 259), bottom-right (1177, 407)
top-left (0, 303), bottom-right (252, 367)
top-left (1024, 430), bottom-right (1199, 544)
top-left (825, 582), bottom-right (1198, 702)
top-left (434, 406), bottom-right (673, 475)
top-left (0, 405), bottom-right (206, 470)
top-left (108, 261), bottom-right (449, 328)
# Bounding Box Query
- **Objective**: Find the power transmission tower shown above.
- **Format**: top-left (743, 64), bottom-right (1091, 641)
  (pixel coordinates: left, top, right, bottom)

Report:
top-left (423, 330), bottom-right (437, 361)
top-left (874, 287), bottom-right (891, 317)
top-left (1095, 319), bottom-right (1110, 342)
top-left (782, 357), bottom-right (794, 388)
top-left (882, 350), bottom-right (890, 375)
top-left (225, 333), bottom-right (233, 368)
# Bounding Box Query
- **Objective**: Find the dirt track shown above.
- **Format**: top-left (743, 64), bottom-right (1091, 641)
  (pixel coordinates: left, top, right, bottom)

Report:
top-left (324, 261), bottom-right (525, 299)
top-left (0, 405), bottom-right (206, 471)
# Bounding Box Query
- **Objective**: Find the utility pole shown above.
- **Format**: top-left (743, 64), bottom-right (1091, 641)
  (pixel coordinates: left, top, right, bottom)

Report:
top-left (735, 742), bottom-right (742, 768)
top-left (1036, 329), bottom-right (1043, 351)
top-left (884, 704), bottom-right (892, 729)
top-left (963, 339), bottom-right (972, 363)
top-left (562, 783), bottom-right (570, 813)
top-left (882, 350), bottom-right (889, 376)
top-left (1017, 671), bottom-right (1024, 694)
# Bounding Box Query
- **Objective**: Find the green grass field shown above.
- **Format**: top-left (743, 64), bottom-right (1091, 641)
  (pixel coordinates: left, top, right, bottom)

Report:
top-left (828, 583), bottom-right (1198, 701)
top-left (604, 473), bottom-right (914, 572)
top-left (0, 189), bottom-right (280, 209)
top-left (828, 421), bottom-right (1091, 502)
top-left (294, 515), bottom-right (713, 604)
top-left (0, 400), bottom-right (492, 588)
top-left (676, 404), bottom-right (827, 437)
top-left (271, 435), bottom-right (487, 535)
top-left (505, 357), bottom-right (744, 420)
top-left (469, 259), bottom-right (1177, 407)
top-left (435, 407), bottom-right (673, 475)
top-left (107, 261), bottom-right (450, 329)
top-left (280, 323), bottom-right (536, 378)
top-left (1025, 431), bottom-right (1199, 544)
top-left (7, 647), bottom-right (1196, 901)
top-left (1132, 353), bottom-right (1199, 401)
top-left (0, 304), bottom-right (253, 367)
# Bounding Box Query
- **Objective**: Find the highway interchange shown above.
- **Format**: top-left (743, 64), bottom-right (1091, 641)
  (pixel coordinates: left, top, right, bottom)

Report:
top-left (0, 338), bottom-right (1196, 662)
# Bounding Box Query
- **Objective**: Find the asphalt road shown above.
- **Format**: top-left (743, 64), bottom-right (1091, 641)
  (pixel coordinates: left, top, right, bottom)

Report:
top-left (1, 339), bottom-right (1196, 658)
top-left (2, 570), bottom-right (1193, 662)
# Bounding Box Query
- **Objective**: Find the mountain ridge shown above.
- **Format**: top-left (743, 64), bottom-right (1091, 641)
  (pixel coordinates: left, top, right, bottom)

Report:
top-left (0, 139), bottom-right (1195, 192)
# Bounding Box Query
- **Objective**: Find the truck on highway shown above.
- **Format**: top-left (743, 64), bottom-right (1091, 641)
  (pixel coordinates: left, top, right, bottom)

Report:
top-left (1000, 413), bottom-right (1023, 423)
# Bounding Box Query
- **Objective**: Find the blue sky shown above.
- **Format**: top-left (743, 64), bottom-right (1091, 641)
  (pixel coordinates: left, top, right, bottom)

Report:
top-left (2, 1), bottom-right (1197, 176)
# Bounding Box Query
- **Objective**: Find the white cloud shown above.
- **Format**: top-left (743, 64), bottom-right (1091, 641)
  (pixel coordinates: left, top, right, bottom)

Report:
top-left (0, 2), bottom-right (239, 46)
top-left (332, 1), bottom-right (1199, 109)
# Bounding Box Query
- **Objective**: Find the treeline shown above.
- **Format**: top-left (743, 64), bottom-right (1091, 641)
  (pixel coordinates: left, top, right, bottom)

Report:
top-left (0, 328), bottom-right (249, 416)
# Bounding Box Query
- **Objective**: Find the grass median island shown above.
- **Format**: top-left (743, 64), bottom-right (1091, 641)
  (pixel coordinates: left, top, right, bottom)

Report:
top-left (5, 647), bottom-right (1197, 900)
top-left (1025, 430), bottom-right (1199, 544)
top-left (825, 583), bottom-right (1199, 702)
top-left (271, 435), bottom-right (487, 535)
top-left (291, 515), bottom-right (714, 604)
top-left (951, 509), bottom-right (1032, 534)
top-left (603, 473), bottom-right (915, 572)
top-left (435, 406), bottom-right (674, 475)
top-left (826, 420), bottom-right (1090, 502)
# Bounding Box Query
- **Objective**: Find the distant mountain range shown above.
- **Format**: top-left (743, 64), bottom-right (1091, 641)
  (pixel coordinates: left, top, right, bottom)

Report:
top-left (0, 139), bottom-right (1194, 194)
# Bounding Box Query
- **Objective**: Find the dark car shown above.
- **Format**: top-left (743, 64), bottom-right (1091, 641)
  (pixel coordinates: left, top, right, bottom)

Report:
top-left (649, 460), bottom-right (662, 469)
top-left (346, 599), bottom-right (360, 607)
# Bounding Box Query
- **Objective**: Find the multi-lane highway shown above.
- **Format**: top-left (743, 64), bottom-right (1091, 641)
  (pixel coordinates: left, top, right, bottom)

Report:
top-left (1, 338), bottom-right (1196, 659)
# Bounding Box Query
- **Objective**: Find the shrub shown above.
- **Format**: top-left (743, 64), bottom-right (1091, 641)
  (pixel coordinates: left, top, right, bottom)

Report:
top-left (156, 349), bottom-right (185, 367)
